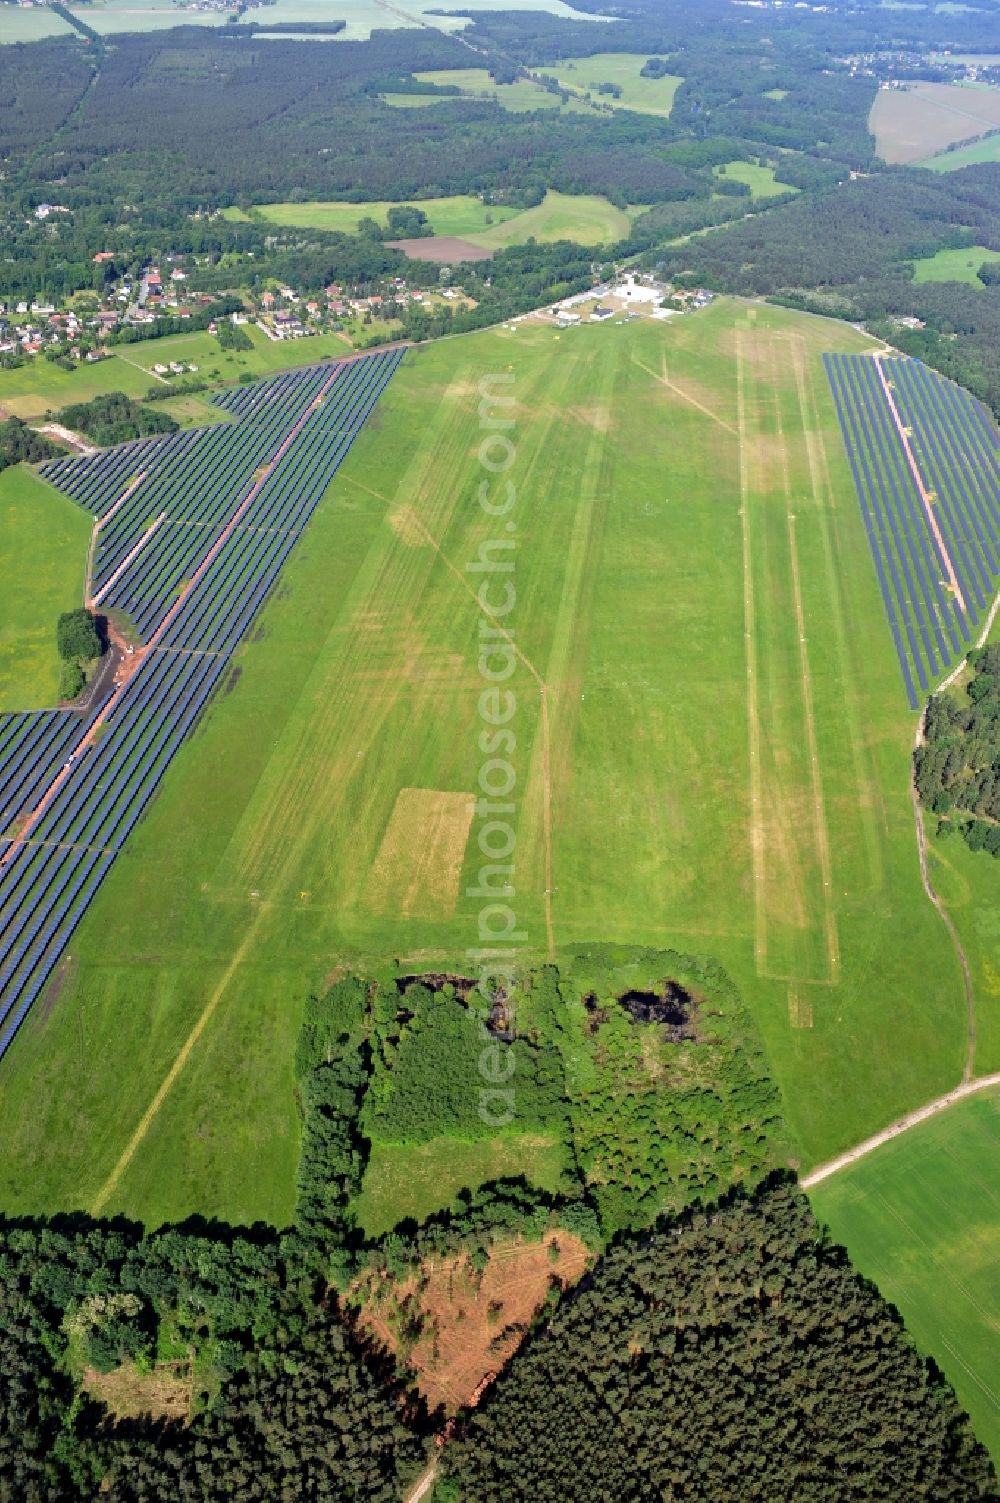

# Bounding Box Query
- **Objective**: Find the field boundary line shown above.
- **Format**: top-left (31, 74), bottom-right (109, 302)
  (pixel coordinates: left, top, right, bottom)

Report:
top-left (770, 336), bottom-right (839, 983)
top-left (631, 354), bottom-right (737, 436)
top-left (90, 919), bottom-right (262, 1216)
top-left (801, 1072), bottom-right (1000, 1188)
top-left (397, 506), bottom-right (556, 958)
top-left (912, 583), bottom-right (1000, 1082)
top-left (736, 332), bottom-right (767, 971)
top-left (790, 339), bottom-right (888, 887)
top-left (872, 353), bottom-right (967, 615)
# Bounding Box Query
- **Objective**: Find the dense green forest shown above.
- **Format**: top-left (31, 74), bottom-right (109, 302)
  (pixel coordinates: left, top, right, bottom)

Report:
top-left (2, 0), bottom-right (1000, 402)
top-left (0, 415), bottom-right (59, 473)
top-left (440, 1179), bottom-right (998, 1503)
top-left (915, 645), bottom-right (1000, 856)
top-left (56, 392), bottom-right (178, 446)
top-left (0, 964), bottom-right (993, 1500)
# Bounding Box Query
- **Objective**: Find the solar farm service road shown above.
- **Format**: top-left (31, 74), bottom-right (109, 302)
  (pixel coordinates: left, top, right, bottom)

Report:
top-left (0, 349), bottom-right (404, 1057)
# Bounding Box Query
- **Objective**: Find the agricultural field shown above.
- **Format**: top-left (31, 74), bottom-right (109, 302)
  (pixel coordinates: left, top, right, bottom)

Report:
top-left (230, 190), bottom-right (633, 250)
top-left (0, 466), bottom-right (92, 712)
top-left (0, 324), bottom-right (355, 422)
top-left (870, 81), bottom-right (1000, 164)
top-left (919, 131), bottom-right (1000, 170)
top-left (911, 244), bottom-right (1000, 284)
top-left (824, 352), bottom-right (1000, 709)
top-left (225, 196), bottom-right (523, 237)
top-left (548, 52), bottom-right (683, 117)
top-left (0, 300), bottom-right (976, 1238)
top-left (0, 0), bottom-right (602, 44)
top-left (0, 350), bottom-right (403, 1063)
top-left (810, 1088), bottom-right (1000, 1463)
top-left (386, 67), bottom-right (598, 114)
top-left (712, 160), bottom-right (797, 198)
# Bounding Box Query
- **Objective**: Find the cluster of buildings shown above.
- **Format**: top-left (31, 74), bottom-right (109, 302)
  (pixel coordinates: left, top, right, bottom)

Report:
top-left (545, 274), bottom-right (714, 330)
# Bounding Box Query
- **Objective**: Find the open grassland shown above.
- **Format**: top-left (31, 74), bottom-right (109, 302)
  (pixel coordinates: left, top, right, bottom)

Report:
top-left (0, 465), bottom-right (92, 712)
top-left (226, 196), bottom-right (522, 237)
top-left (229, 191), bottom-right (631, 249)
top-left (911, 244), bottom-right (1000, 285)
top-left (810, 1090), bottom-right (1000, 1464)
top-left (928, 797), bottom-right (1000, 1075)
top-left (713, 160), bottom-right (797, 198)
top-left (870, 82), bottom-right (1000, 164)
top-left (0, 324), bottom-right (351, 422)
top-left (549, 52), bottom-right (682, 117)
top-left (920, 131), bottom-right (1000, 170)
top-left (398, 67), bottom-right (594, 115)
top-left (0, 5), bottom-right (75, 40)
top-left (354, 1135), bottom-right (570, 1237)
top-left (0, 300), bottom-right (974, 1236)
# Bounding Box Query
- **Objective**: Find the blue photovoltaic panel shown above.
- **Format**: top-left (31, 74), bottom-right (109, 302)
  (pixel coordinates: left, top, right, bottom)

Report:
top-left (0, 348), bottom-right (405, 1056)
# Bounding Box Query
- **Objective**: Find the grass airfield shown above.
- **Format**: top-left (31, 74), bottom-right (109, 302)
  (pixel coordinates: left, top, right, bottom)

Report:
top-left (0, 298), bottom-right (973, 1233)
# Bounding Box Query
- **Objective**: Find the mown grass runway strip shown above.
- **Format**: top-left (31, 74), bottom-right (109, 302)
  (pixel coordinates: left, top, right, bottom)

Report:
top-left (0, 351), bottom-right (402, 1057)
top-left (0, 301), bottom-right (970, 1235)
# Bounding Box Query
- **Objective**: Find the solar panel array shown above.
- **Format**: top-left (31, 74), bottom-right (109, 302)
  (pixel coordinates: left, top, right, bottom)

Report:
top-left (0, 349), bottom-right (404, 1058)
top-left (825, 353), bottom-right (1000, 709)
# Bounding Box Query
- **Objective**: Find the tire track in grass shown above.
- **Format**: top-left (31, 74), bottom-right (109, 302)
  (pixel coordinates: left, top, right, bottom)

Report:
top-left (735, 331), bottom-right (767, 972)
top-left (90, 916), bottom-right (263, 1216)
top-left (769, 336), bottom-right (839, 983)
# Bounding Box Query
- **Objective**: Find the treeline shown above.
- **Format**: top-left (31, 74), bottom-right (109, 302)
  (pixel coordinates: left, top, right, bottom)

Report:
top-left (915, 644), bottom-right (1000, 856)
top-left (0, 415), bottom-right (59, 473)
top-left (57, 392), bottom-right (178, 446)
top-left (441, 1178), bottom-right (999, 1503)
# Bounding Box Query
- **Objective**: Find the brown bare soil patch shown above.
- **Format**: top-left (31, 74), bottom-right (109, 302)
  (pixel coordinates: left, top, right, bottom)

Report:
top-left (568, 404), bottom-right (611, 432)
top-left (387, 236), bottom-right (493, 263)
top-left (83, 1360), bottom-right (192, 1422)
top-left (358, 1231), bottom-right (590, 1412)
top-left (364, 787), bottom-right (474, 919)
top-left (870, 82), bottom-right (1000, 165)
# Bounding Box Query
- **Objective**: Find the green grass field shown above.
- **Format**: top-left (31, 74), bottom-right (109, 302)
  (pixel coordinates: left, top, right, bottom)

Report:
top-left (911, 244), bottom-right (1000, 285)
top-left (226, 190), bottom-right (633, 249)
top-left (810, 1090), bottom-right (1000, 1464)
top-left (398, 68), bottom-right (594, 115)
top-left (0, 299), bottom-right (972, 1235)
top-left (549, 53), bottom-right (683, 117)
top-left (354, 1135), bottom-right (570, 1236)
top-left (0, 324), bottom-right (353, 422)
top-left (0, 465), bottom-right (92, 712)
top-left (713, 160), bottom-right (797, 198)
top-left (920, 132), bottom-right (1000, 170)
top-left (225, 196), bottom-right (523, 236)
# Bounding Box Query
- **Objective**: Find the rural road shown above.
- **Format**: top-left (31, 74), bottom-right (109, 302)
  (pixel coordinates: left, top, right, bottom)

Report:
top-left (801, 1073), bottom-right (1000, 1188)
top-left (403, 1460), bottom-right (439, 1503)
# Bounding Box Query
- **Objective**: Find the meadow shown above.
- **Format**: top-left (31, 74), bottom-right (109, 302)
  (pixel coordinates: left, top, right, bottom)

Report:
top-left (0, 0), bottom-right (604, 44)
top-left (810, 1089), bottom-right (1000, 1463)
top-left (713, 160), bottom-right (796, 198)
top-left (0, 299), bottom-right (973, 1236)
top-left (920, 131), bottom-right (1000, 170)
top-left (227, 190), bottom-right (634, 249)
top-left (911, 244), bottom-right (1000, 284)
top-left (0, 465), bottom-right (92, 712)
top-left (548, 52), bottom-right (683, 117)
top-left (0, 324), bottom-right (353, 422)
top-left (226, 196), bottom-right (522, 237)
top-left (870, 81), bottom-right (1000, 164)
top-left (390, 67), bottom-right (595, 115)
